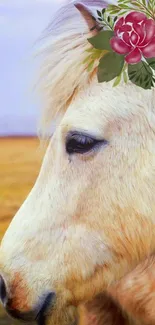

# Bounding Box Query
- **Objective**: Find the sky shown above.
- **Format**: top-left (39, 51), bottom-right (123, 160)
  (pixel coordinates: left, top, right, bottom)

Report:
top-left (0, 0), bottom-right (65, 136)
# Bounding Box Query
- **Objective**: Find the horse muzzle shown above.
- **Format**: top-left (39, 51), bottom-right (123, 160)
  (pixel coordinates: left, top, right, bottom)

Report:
top-left (0, 274), bottom-right (55, 325)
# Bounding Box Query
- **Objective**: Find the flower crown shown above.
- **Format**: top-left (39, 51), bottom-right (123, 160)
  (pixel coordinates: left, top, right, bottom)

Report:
top-left (85, 0), bottom-right (155, 89)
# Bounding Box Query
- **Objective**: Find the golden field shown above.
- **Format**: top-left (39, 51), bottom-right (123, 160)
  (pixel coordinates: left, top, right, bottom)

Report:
top-left (0, 137), bottom-right (45, 324)
top-left (0, 137), bottom-right (45, 241)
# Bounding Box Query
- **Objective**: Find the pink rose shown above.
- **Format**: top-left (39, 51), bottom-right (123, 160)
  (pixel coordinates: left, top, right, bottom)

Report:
top-left (110, 11), bottom-right (155, 64)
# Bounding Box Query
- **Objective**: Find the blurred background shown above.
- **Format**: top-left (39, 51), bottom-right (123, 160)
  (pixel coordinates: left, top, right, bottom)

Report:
top-left (0, 1), bottom-right (66, 324)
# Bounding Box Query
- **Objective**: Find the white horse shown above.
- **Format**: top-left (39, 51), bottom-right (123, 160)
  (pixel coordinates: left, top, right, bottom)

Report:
top-left (0, 1), bottom-right (155, 325)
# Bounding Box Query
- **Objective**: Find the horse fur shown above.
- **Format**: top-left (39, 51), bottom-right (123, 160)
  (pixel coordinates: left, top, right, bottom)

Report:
top-left (1, 1), bottom-right (155, 325)
top-left (78, 255), bottom-right (155, 325)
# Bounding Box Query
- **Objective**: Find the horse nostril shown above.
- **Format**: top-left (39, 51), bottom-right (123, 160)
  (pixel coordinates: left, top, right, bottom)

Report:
top-left (5, 291), bottom-right (56, 323)
top-left (36, 292), bottom-right (56, 325)
top-left (0, 275), bottom-right (8, 306)
top-left (0, 274), bottom-right (55, 323)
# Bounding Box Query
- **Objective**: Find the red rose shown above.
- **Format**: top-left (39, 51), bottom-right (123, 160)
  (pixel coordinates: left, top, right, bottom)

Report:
top-left (110, 11), bottom-right (155, 64)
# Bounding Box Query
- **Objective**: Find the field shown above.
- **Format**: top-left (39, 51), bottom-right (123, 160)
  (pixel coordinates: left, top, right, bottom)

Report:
top-left (0, 137), bottom-right (45, 239)
top-left (0, 137), bottom-right (45, 324)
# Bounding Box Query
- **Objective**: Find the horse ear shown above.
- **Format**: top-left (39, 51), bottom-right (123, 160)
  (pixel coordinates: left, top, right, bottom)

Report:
top-left (74, 2), bottom-right (102, 34)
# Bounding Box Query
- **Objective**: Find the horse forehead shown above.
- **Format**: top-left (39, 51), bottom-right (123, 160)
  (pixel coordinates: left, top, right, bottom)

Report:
top-left (61, 88), bottom-right (114, 130)
top-left (61, 86), bottom-right (146, 134)
top-left (65, 82), bottom-right (149, 119)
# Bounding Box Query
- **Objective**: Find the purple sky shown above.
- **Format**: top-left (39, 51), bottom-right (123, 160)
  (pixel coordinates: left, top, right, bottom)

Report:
top-left (0, 0), bottom-right (64, 136)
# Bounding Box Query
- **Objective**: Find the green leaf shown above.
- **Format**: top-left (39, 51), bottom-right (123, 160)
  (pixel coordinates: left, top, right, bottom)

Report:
top-left (97, 52), bottom-right (124, 83)
top-left (97, 10), bottom-right (102, 17)
top-left (88, 31), bottom-right (114, 51)
top-left (113, 74), bottom-right (122, 87)
top-left (142, 0), bottom-right (146, 5)
top-left (146, 58), bottom-right (155, 70)
top-left (86, 48), bottom-right (94, 53)
top-left (128, 61), bottom-right (154, 89)
top-left (148, 1), bottom-right (153, 11)
top-left (83, 55), bottom-right (92, 64)
top-left (123, 70), bottom-right (128, 84)
top-left (102, 8), bottom-right (106, 15)
top-left (87, 60), bottom-right (94, 72)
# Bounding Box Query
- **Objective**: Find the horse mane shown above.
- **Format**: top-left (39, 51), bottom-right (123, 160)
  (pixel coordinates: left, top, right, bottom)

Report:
top-left (37, 0), bottom-right (108, 134)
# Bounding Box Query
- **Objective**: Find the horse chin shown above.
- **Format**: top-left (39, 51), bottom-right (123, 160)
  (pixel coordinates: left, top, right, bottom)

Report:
top-left (43, 306), bottom-right (77, 325)
top-left (44, 317), bottom-right (77, 325)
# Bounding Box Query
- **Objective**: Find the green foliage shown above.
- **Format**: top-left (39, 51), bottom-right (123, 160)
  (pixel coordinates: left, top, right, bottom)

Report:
top-left (96, 8), bottom-right (116, 30)
top-left (113, 74), bottom-right (122, 87)
top-left (123, 70), bottom-right (128, 84)
top-left (98, 52), bottom-right (124, 82)
top-left (83, 48), bottom-right (107, 72)
top-left (83, 0), bottom-right (155, 89)
top-left (146, 58), bottom-right (155, 70)
top-left (128, 61), bottom-right (155, 89)
top-left (107, 0), bottom-right (155, 19)
top-left (112, 63), bottom-right (128, 86)
top-left (88, 31), bottom-right (114, 51)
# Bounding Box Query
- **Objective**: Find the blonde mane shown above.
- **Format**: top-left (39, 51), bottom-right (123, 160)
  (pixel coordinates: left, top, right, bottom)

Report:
top-left (37, 0), bottom-right (108, 134)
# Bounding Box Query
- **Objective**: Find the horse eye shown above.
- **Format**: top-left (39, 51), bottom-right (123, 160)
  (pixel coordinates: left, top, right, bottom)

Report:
top-left (66, 133), bottom-right (105, 154)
